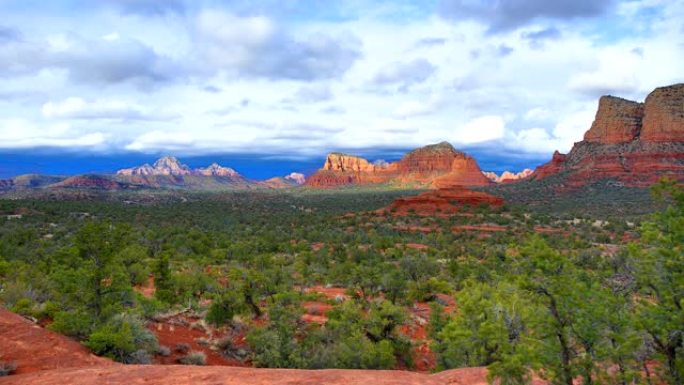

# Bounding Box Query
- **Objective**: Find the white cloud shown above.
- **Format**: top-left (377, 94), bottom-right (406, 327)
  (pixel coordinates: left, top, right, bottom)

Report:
top-left (0, 0), bottom-right (682, 161)
top-left (454, 115), bottom-right (506, 144)
top-left (42, 97), bottom-right (175, 121)
top-left (0, 119), bottom-right (107, 148)
top-left (393, 96), bottom-right (443, 119)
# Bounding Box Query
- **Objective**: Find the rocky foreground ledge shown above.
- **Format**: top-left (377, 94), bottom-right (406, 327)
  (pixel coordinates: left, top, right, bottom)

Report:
top-left (0, 309), bottom-right (546, 385)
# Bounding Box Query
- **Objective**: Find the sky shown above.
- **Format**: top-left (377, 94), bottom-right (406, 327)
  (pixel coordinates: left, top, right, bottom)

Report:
top-left (0, 0), bottom-right (682, 179)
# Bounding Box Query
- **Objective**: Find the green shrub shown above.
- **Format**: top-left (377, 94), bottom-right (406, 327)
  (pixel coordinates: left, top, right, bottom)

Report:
top-left (178, 351), bottom-right (206, 365)
top-left (49, 310), bottom-right (93, 339)
top-left (9, 298), bottom-right (33, 317)
top-left (83, 315), bottom-right (158, 363)
top-left (0, 361), bottom-right (17, 376)
top-left (127, 349), bottom-right (153, 364)
top-left (84, 322), bottom-right (136, 362)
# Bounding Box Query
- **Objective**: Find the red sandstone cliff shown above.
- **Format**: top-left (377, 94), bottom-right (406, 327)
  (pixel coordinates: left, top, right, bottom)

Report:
top-left (531, 83), bottom-right (684, 187)
top-left (306, 142), bottom-right (492, 188)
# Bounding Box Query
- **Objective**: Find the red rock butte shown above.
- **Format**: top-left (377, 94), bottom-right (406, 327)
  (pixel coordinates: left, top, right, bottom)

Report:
top-left (386, 188), bottom-right (504, 216)
top-left (531, 83), bottom-right (684, 187)
top-left (306, 142), bottom-right (492, 188)
top-left (0, 308), bottom-right (548, 385)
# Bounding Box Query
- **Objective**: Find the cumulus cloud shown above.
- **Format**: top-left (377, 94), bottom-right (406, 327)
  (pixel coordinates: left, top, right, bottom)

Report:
top-left (371, 58), bottom-right (436, 91)
top-left (291, 84), bottom-right (333, 103)
top-left (414, 37), bottom-right (448, 48)
top-left (521, 27), bottom-right (561, 48)
top-left (0, 119), bottom-right (107, 149)
top-left (52, 35), bottom-right (177, 86)
top-left (42, 97), bottom-right (176, 121)
top-left (393, 96), bottom-right (444, 119)
top-left (0, 26), bottom-right (20, 42)
top-left (454, 116), bottom-right (506, 144)
top-left (0, 0), bottom-right (681, 163)
top-left (0, 32), bottom-right (176, 88)
top-left (193, 10), bottom-right (361, 80)
top-left (567, 48), bottom-right (643, 97)
top-left (102, 0), bottom-right (185, 15)
top-left (439, 0), bottom-right (616, 32)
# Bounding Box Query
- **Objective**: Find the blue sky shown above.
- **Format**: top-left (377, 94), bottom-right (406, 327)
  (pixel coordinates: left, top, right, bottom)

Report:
top-left (0, 0), bottom-right (682, 179)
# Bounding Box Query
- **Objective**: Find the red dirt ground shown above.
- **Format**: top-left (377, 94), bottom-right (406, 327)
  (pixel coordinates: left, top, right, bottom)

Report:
top-left (0, 365), bottom-right (529, 385)
top-left (134, 275), bottom-right (156, 298)
top-left (403, 243), bottom-right (430, 250)
top-left (0, 308), bottom-right (112, 375)
top-left (148, 314), bottom-right (248, 367)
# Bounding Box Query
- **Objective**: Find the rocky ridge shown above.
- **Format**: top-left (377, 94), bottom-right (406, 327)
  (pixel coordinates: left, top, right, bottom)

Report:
top-left (306, 142), bottom-right (491, 188)
top-left (531, 83), bottom-right (684, 187)
top-left (117, 156), bottom-right (240, 178)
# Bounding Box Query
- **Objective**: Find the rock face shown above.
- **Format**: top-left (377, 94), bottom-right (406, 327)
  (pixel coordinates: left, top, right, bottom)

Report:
top-left (483, 169), bottom-right (534, 183)
top-left (115, 157), bottom-right (251, 189)
top-left (385, 188), bottom-right (504, 216)
top-left (195, 163), bottom-right (240, 178)
top-left (583, 96), bottom-right (644, 144)
top-left (118, 156), bottom-right (191, 176)
top-left (531, 83), bottom-right (684, 187)
top-left (641, 84), bottom-right (684, 142)
top-left (306, 142), bottom-right (491, 188)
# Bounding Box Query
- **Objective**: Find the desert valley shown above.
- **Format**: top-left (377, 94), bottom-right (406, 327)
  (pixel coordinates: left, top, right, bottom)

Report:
top-left (1, 1), bottom-right (684, 384)
top-left (0, 83), bottom-right (683, 384)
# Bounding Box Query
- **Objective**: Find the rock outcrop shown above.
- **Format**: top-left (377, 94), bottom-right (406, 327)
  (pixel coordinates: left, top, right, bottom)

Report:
top-left (641, 84), bottom-right (684, 142)
top-left (259, 173), bottom-right (306, 189)
top-left (483, 169), bottom-right (534, 183)
top-left (306, 142), bottom-right (491, 188)
top-left (118, 156), bottom-right (191, 176)
top-left (115, 157), bottom-right (251, 189)
top-left (531, 83), bottom-right (684, 187)
top-left (384, 188), bottom-right (504, 216)
top-left (195, 163), bottom-right (240, 178)
top-left (583, 96), bottom-right (644, 144)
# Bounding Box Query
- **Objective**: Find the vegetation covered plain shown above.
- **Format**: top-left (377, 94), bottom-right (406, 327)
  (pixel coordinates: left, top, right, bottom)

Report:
top-left (0, 182), bottom-right (682, 384)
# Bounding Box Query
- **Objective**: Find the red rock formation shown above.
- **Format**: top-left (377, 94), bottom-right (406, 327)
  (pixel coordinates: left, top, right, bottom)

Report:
top-left (583, 96), bottom-right (643, 144)
top-left (385, 188), bottom-right (504, 216)
top-left (531, 83), bottom-right (684, 187)
top-left (641, 83), bottom-right (684, 142)
top-left (483, 169), bottom-right (533, 183)
top-left (306, 142), bottom-right (491, 188)
top-left (532, 151), bottom-right (567, 180)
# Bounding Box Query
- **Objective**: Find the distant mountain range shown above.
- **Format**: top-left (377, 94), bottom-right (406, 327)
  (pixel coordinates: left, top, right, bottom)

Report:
top-left (1, 83), bottom-right (682, 194)
top-left (0, 156), bottom-right (306, 192)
